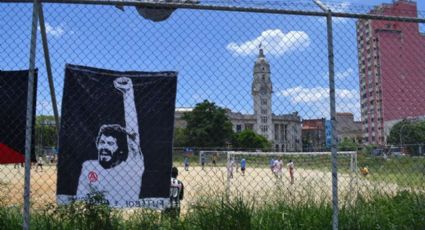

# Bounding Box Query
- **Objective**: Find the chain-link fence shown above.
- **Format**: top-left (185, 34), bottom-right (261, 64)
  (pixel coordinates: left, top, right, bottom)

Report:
top-left (1, 0), bottom-right (425, 229)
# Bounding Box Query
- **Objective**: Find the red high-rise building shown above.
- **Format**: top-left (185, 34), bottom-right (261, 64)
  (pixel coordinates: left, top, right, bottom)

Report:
top-left (356, 0), bottom-right (425, 145)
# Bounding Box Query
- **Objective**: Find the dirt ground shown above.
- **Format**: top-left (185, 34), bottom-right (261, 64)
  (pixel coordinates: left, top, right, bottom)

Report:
top-left (0, 164), bottom-right (403, 211)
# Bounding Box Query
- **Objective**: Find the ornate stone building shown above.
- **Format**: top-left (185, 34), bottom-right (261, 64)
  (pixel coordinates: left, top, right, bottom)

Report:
top-left (175, 47), bottom-right (302, 152)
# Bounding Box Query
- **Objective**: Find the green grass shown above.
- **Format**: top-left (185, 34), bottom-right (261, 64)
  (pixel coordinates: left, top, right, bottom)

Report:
top-left (1, 191), bottom-right (424, 229)
top-left (356, 155), bottom-right (425, 188)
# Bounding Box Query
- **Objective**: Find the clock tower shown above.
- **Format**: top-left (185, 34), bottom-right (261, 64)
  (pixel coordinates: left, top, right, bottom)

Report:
top-left (252, 45), bottom-right (273, 141)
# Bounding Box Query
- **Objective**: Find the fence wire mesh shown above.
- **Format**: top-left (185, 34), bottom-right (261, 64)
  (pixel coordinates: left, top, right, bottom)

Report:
top-left (1, 0), bottom-right (425, 228)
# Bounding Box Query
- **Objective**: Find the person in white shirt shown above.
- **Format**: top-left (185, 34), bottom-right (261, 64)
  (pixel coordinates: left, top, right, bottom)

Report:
top-left (227, 158), bottom-right (235, 179)
top-left (273, 159), bottom-right (283, 179)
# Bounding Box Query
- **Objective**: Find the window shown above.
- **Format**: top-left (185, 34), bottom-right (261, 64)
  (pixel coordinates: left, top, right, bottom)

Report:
top-left (261, 99), bottom-right (267, 105)
top-left (261, 125), bottom-right (268, 133)
top-left (261, 109), bottom-right (267, 114)
top-left (236, 124), bottom-right (242, 133)
top-left (261, 116), bottom-right (268, 123)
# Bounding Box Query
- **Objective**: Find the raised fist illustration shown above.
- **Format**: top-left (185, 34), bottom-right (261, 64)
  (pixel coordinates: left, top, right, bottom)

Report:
top-left (113, 77), bottom-right (133, 94)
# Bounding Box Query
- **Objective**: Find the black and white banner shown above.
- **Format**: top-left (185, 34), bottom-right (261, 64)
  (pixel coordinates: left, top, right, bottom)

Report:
top-left (57, 64), bottom-right (177, 209)
top-left (0, 70), bottom-right (37, 164)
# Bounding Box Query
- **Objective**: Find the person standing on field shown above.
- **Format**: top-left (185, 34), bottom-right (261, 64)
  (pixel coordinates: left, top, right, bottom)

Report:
top-left (287, 160), bottom-right (295, 184)
top-left (164, 167), bottom-right (184, 218)
top-left (240, 158), bottom-right (246, 176)
top-left (212, 154), bottom-right (218, 167)
top-left (35, 156), bottom-right (44, 172)
top-left (273, 159), bottom-right (283, 179)
top-left (227, 158), bottom-right (235, 179)
top-left (201, 154), bottom-right (206, 170)
top-left (269, 158), bottom-right (274, 173)
top-left (184, 156), bottom-right (189, 171)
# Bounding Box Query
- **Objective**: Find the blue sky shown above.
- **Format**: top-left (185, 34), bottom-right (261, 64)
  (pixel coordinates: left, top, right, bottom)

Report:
top-left (1, 0), bottom-right (424, 121)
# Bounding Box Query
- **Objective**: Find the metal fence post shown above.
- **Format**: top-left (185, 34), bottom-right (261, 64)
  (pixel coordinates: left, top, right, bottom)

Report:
top-left (23, 0), bottom-right (40, 229)
top-left (326, 10), bottom-right (338, 230)
top-left (226, 151), bottom-right (230, 199)
top-left (312, 0), bottom-right (338, 229)
top-left (38, 3), bottom-right (61, 137)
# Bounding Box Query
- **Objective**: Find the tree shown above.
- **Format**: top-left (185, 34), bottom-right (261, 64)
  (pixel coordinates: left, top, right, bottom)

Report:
top-left (173, 127), bottom-right (188, 147)
top-left (182, 100), bottom-right (234, 147)
top-left (337, 138), bottom-right (358, 151)
top-left (387, 120), bottom-right (425, 155)
top-left (232, 129), bottom-right (271, 150)
top-left (34, 115), bottom-right (58, 155)
top-left (359, 144), bottom-right (377, 155)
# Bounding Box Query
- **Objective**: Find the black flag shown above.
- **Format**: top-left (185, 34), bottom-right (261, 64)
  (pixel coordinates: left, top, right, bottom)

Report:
top-left (0, 70), bottom-right (37, 164)
top-left (57, 64), bottom-right (177, 209)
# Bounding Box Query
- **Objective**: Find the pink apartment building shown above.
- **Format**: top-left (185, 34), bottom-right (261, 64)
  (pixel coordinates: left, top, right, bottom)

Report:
top-left (356, 0), bottom-right (425, 145)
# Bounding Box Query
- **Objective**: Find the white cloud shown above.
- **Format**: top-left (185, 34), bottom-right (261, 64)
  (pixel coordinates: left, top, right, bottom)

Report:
top-left (316, 2), bottom-right (352, 23)
top-left (226, 29), bottom-right (310, 56)
top-left (279, 86), bottom-right (326, 103)
top-left (335, 68), bottom-right (355, 80)
top-left (329, 2), bottom-right (351, 12)
top-left (321, 68), bottom-right (356, 81)
top-left (36, 100), bottom-right (61, 116)
top-left (278, 86), bottom-right (358, 103)
top-left (278, 85), bottom-right (360, 119)
top-left (38, 23), bottom-right (65, 38)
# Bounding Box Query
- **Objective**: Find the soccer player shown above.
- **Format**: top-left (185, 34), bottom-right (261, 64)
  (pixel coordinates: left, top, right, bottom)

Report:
top-left (212, 154), bottom-right (218, 167)
top-left (273, 159), bottom-right (283, 179)
top-left (287, 160), bottom-right (295, 184)
top-left (240, 158), bottom-right (246, 176)
top-left (227, 158), bottom-right (235, 179)
top-left (201, 154), bottom-right (206, 170)
top-left (184, 156), bottom-right (189, 171)
top-left (75, 77), bottom-right (144, 207)
top-left (35, 156), bottom-right (44, 172)
top-left (360, 166), bottom-right (369, 176)
top-left (269, 158), bottom-right (275, 173)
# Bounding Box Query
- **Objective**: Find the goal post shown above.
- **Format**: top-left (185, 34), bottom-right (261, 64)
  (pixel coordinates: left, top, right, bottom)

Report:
top-left (199, 150), bottom-right (358, 171)
top-left (227, 151), bottom-right (358, 171)
top-left (199, 150), bottom-right (358, 199)
top-left (198, 150), bottom-right (231, 166)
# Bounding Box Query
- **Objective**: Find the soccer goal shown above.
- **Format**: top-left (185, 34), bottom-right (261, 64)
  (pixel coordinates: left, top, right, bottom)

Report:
top-left (200, 150), bottom-right (358, 200)
top-left (227, 151), bottom-right (358, 171)
top-left (198, 150), bottom-right (231, 167)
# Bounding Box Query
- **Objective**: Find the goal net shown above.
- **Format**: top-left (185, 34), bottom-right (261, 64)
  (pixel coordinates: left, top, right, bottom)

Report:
top-left (200, 151), bottom-right (358, 172)
top-left (199, 150), bottom-right (358, 202)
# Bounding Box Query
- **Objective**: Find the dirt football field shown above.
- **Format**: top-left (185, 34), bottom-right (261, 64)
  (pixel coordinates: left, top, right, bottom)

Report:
top-left (0, 164), bottom-right (401, 212)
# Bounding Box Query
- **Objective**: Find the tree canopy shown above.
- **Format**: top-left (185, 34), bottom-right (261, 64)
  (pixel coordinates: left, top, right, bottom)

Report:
top-left (232, 129), bottom-right (271, 150)
top-left (182, 100), bottom-right (234, 147)
top-left (387, 120), bottom-right (425, 155)
top-left (173, 127), bottom-right (188, 147)
top-left (35, 115), bottom-right (58, 147)
top-left (337, 138), bottom-right (358, 151)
